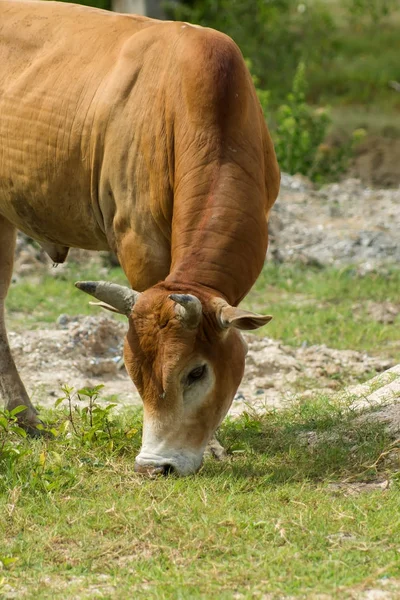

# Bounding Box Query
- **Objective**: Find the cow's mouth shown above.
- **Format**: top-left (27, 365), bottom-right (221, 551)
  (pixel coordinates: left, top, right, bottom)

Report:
top-left (134, 451), bottom-right (203, 477)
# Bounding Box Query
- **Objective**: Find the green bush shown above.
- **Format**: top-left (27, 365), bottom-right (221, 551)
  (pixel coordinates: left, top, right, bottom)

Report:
top-left (344, 0), bottom-right (398, 24)
top-left (165, 0), bottom-right (400, 113)
top-left (273, 62), bottom-right (331, 179)
top-left (253, 62), bottom-right (365, 182)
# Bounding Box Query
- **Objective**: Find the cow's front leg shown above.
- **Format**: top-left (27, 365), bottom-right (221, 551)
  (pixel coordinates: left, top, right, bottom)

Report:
top-left (0, 217), bottom-right (42, 433)
top-left (205, 435), bottom-right (228, 461)
top-left (116, 227), bottom-right (171, 292)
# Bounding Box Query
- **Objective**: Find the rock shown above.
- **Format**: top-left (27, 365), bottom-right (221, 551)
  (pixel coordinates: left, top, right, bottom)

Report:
top-left (269, 175), bottom-right (400, 268)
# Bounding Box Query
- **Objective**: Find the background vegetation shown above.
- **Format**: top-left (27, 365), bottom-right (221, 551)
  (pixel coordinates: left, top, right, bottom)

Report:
top-left (166, 0), bottom-right (400, 109)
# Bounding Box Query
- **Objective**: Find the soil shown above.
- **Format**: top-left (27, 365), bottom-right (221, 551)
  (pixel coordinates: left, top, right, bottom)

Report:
top-left (350, 135), bottom-right (400, 189)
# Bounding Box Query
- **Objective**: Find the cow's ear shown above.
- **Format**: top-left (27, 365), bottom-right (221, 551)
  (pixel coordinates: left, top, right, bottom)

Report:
top-left (218, 305), bottom-right (272, 331)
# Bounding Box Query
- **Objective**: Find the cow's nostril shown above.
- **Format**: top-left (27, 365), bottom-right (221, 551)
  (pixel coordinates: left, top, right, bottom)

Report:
top-left (134, 461), bottom-right (175, 477)
top-left (162, 463), bottom-right (175, 476)
top-left (151, 463), bottom-right (175, 476)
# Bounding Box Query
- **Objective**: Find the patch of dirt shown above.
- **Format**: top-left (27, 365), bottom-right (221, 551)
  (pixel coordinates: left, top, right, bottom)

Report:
top-left (269, 175), bottom-right (400, 268)
top-left (231, 336), bottom-right (393, 415)
top-left (350, 135), bottom-right (400, 189)
top-left (328, 480), bottom-right (390, 496)
top-left (8, 316), bottom-right (136, 408)
top-left (352, 301), bottom-right (400, 325)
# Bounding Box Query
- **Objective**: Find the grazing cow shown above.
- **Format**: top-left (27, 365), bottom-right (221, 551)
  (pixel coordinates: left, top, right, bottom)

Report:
top-left (0, 0), bottom-right (280, 475)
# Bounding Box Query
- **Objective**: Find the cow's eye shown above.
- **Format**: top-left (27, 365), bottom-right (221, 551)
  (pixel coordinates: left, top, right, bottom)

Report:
top-left (187, 365), bottom-right (206, 386)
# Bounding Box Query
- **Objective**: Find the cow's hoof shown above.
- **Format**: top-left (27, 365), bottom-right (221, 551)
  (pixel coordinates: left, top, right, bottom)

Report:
top-left (205, 437), bottom-right (229, 461)
top-left (25, 423), bottom-right (52, 438)
top-left (19, 417), bottom-right (53, 439)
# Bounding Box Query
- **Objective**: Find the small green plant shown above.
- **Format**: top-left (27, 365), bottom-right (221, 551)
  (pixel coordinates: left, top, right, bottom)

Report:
top-left (55, 384), bottom-right (119, 448)
top-left (273, 62), bottom-right (332, 180)
top-left (0, 406), bottom-right (28, 462)
top-left (0, 406), bottom-right (32, 491)
top-left (265, 62), bottom-right (366, 183)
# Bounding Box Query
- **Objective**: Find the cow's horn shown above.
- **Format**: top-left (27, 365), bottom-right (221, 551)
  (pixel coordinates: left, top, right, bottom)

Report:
top-left (75, 281), bottom-right (140, 317)
top-left (169, 294), bottom-right (202, 329)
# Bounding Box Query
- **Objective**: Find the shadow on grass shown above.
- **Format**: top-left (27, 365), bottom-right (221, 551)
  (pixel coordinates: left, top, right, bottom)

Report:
top-left (214, 396), bottom-right (395, 484)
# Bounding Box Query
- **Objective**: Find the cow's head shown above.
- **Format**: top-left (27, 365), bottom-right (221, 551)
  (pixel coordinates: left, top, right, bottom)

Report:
top-left (75, 281), bottom-right (271, 476)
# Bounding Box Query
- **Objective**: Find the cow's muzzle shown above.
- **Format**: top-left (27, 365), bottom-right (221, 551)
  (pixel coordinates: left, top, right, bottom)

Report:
top-left (134, 450), bottom-right (203, 477)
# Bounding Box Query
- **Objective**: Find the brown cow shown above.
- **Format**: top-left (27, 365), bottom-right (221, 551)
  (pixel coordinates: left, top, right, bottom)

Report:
top-left (0, 0), bottom-right (280, 475)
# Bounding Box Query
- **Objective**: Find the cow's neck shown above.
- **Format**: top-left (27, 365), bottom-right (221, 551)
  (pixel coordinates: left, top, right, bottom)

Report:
top-left (165, 160), bottom-right (268, 307)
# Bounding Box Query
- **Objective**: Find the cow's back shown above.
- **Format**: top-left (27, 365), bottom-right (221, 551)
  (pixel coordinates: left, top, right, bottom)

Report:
top-left (0, 0), bottom-right (158, 250)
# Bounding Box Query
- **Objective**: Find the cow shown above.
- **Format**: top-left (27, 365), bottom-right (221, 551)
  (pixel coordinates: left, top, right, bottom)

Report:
top-left (0, 0), bottom-right (280, 475)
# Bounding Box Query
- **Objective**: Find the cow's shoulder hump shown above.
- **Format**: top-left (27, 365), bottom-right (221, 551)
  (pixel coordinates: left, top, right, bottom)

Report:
top-left (170, 24), bottom-right (252, 128)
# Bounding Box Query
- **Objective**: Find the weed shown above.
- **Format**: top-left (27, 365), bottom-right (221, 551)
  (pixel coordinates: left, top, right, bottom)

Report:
top-left (55, 384), bottom-right (117, 445)
top-left (252, 61), bottom-right (366, 182)
top-left (273, 62), bottom-right (332, 180)
top-left (0, 406), bottom-right (29, 476)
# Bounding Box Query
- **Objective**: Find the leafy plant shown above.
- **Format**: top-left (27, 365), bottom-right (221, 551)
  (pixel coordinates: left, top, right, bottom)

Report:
top-left (55, 384), bottom-right (118, 448)
top-left (0, 406), bottom-right (29, 463)
top-left (0, 406), bottom-right (32, 492)
top-left (273, 62), bottom-right (331, 179)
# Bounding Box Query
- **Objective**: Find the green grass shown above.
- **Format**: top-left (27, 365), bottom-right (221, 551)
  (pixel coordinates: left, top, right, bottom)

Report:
top-left (244, 263), bottom-right (400, 360)
top-left (7, 262), bottom-right (400, 360)
top-left (1, 393), bottom-right (400, 599)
